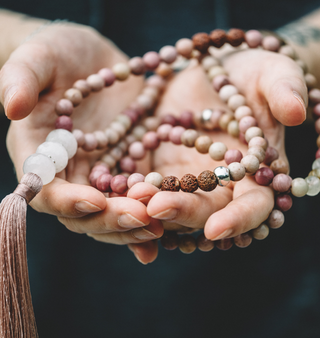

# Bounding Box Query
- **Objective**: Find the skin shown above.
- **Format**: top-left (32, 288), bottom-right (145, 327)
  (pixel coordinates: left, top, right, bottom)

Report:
top-left (0, 13), bottom-right (312, 265)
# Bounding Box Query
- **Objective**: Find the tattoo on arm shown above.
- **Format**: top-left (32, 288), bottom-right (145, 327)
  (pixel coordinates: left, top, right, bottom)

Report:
top-left (276, 22), bottom-right (320, 46)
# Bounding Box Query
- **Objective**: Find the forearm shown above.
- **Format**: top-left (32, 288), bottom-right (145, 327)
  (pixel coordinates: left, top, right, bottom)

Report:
top-left (277, 8), bottom-right (320, 83)
top-left (0, 9), bottom-right (48, 67)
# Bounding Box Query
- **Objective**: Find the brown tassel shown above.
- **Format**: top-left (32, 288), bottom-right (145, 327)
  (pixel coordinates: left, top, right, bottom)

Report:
top-left (0, 173), bottom-right (42, 338)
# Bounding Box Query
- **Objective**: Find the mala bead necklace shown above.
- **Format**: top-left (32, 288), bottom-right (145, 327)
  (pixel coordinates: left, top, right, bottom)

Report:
top-left (0, 28), bottom-right (319, 337)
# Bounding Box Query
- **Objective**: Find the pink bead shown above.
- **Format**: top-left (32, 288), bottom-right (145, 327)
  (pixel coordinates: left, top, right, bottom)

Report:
top-left (245, 30), bottom-right (263, 48)
top-left (212, 75), bottom-right (231, 92)
top-left (272, 174), bottom-right (292, 192)
top-left (239, 132), bottom-right (248, 145)
top-left (315, 118), bottom-right (320, 134)
top-left (313, 104), bottom-right (320, 118)
top-left (122, 108), bottom-right (139, 124)
top-left (159, 45), bottom-right (177, 64)
top-left (262, 36), bottom-right (281, 52)
top-left (96, 173), bottom-right (113, 192)
top-left (239, 116), bottom-right (257, 133)
top-left (110, 175), bottom-right (128, 194)
top-left (73, 80), bottom-right (91, 98)
top-left (316, 149), bottom-right (320, 159)
top-left (179, 110), bottom-right (194, 129)
top-left (55, 99), bottom-right (74, 116)
top-left (119, 156), bottom-right (136, 174)
top-left (128, 57), bottom-right (146, 75)
top-left (161, 114), bottom-right (178, 126)
top-left (175, 38), bottom-right (194, 57)
top-left (128, 141), bottom-right (146, 160)
top-left (264, 147), bottom-right (279, 165)
top-left (157, 123), bottom-right (173, 141)
top-left (55, 115), bottom-right (73, 131)
top-left (127, 173), bottom-right (145, 189)
top-left (137, 94), bottom-right (154, 110)
top-left (309, 88), bottom-right (320, 104)
top-left (210, 110), bottom-right (224, 129)
top-left (146, 75), bottom-right (166, 90)
top-left (235, 106), bottom-right (253, 121)
top-left (89, 170), bottom-right (105, 188)
top-left (224, 149), bottom-right (243, 165)
top-left (143, 51), bottom-right (161, 70)
top-left (98, 68), bottom-right (116, 87)
top-left (82, 133), bottom-right (98, 151)
top-left (86, 74), bottom-right (105, 92)
top-left (73, 129), bottom-right (85, 147)
top-left (142, 131), bottom-right (160, 150)
top-left (255, 167), bottom-right (274, 186)
top-left (169, 126), bottom-right (186, 145)
top-left (92, 165), bottom-right (110, 174)
top-left (275, 194), bottom-right (293, 212)
top-left (93, 130), bottom-right (108, 149)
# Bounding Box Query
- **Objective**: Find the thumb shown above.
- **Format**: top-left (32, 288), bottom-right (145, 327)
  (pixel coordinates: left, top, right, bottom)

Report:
top-left (0, 42), bottom-right (55, 120)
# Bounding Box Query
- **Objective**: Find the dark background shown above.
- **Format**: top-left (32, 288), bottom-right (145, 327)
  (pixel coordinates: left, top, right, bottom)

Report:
top-left (1, 0), bottom-right (320, 337)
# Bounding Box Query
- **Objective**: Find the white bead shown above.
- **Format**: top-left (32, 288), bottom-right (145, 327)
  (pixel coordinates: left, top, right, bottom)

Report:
top-left (36, 141), bottom-right (68, 173)
top-left (145, 172), bottom-right (163, 188)
top-left (46, 129), bottom-right (77, 159)
top-left (228, 162), bottom-right (246, 181)
top-left (305, 176), bottom-right (320, 196)
top-left (219, 85), bottom-right (238, 102)
top-left (209, 142), bottom-right (228, 161)
top-left (291, 177), bottom-right (309, 197)
top-left (23, 153), bottom-right (56, 185)
top-left (312, 158), bottom-right (320, 170)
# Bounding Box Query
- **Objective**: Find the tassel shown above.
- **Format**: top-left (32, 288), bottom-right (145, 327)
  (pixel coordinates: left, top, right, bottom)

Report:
top-left (0, 173), bottom-right (43, 338)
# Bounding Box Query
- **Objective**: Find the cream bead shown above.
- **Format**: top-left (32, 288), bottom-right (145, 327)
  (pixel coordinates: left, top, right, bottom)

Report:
top-left (219, 114), bottom-right (233, 131)
top-left (247, 146), bottom-right (266, 163)
top-left (228, 94), bottom-right (246, 111)
top-left (208, 66), bottom-right (227, 80)
top-left (181, 129), bottom-right (199, 147)
top-left (132, 125), bottom-right (147, 140)
top-left (112, 63), bottom-right (130, 81)
top-left (145, 172), bottom-right (163, 188)
top-left (241, 155), bottom-right (260, 174)
top-left (137, 94), bottom-right (154, 110)
top-left (227, 120), bottom-right (239, 137)
top-left (110, 121), bottom-right (126, 138)
top-left (93, 131), bottom-right (108, 149)
top-left (86, 74), bottom-right (104, 91)
top-left (245, 126), bottom-right (264, 143)
top-left (116, 115), bottom-right (132, 130)
top-left (105, 128), bottom-right (120, 145)
top-left (201, 56), bottom-right (219, 71)
top-left (252, 224), bottom-right (269, 240)
top-left (228, 162), bottom-right (246, 181)
top-left (248, 136), bottom-right (268, 150)
top-left (291, 177), bottom-right (309, 197)
top-left (209, 142), bottom-right (228, 161)
top-left (101, 154), bottom-right (116, 168)
top-left (219, 85), bottom-right (238, 102)
top-left (305, 176), bottom-right (320, 196)
top-left (109, 147), bottom-right (123, 161)
top-left (195, 135), bottom-right (213, 154)
top-left (235, 106), bottom-right (253, 121)
top-left (143, 117), bottom-right (160, 131)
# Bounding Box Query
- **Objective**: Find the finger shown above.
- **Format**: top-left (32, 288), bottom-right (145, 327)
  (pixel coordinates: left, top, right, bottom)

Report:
top-left (204, 177), bottom-right (274, 240)
top-left (127, 182), bottom-right (160, 205)
top-left (87, 219), bottom-right (163, 245)
top-left (128, 241), bottom-right (159, 265)
top-left (0, 42), bottom-right (56, 120)
top-left (58, 195), bottom-right (152, 234)
top-left (147, 187), bottom-right (233, 229)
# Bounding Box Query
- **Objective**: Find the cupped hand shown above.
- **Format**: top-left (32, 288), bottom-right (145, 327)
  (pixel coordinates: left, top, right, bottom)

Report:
top-left (1, 22), bottom-right (163, 263)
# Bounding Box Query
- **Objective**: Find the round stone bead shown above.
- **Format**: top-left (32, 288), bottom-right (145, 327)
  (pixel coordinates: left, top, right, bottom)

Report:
top-left (128, 141), bottom-right (146, 160)
top-left (235, 105), bottom-right (253, 121)
top-left (46, 129), bottom-right (77, 159)
top-left (101, 154), bottom-right (116, 168)
top-left (228, 94), bottom-right (246, 111)
top-left (234, 233), bottom-right (252, 248)
top-left (276, 194), bottom-right (292, 212)
top-left (209, 142), bottom-right (228, 161)
top-left (202, 56), bottom-right (219, 71)
top-left (98, 68), bottom-right (116, 86)
top-left (195, 135), bottom-right (213, 154)
top-left (123, 108), bottom-right (139, 125)
top-left (255, 167), bottom-right (274, 186)
top-left (137, 94), bottom-right (153, 110)
top-left (105, 128), bottom-right (120, 145)
top-left (192, 32), bottom-right (211, 53)
top-left (198, 170), bottom-right (217, 191)
top-left (86, 74), bottom-right (104, 91)
top-left (228, 162), bottom-right (246, 181)
top-left (179, 110), bottom-right (194, 129)
top-left (73, 79), bottom-right (91, 97)
top-left (89, 170), bottom-right (104, 188)
top-left (23, 153), bottom-right (56, 185)
top-left (317, 135), bottom-right (320, 148)
top-left (272, 174), bottom-right (292, 192)
top-left (179, 235), bottom-right (197, 254)
top-left (224, 149), bottom-right (243, 165)
top-left (112, 63), bottom-right (130, 81)
top-left (55, 115), bottom-right (73, 131)
top-left (93, 131), bottom-right (108, 149)
top-left (142, 131), bottom-right (160, 150)
top-left (212, 75), bottom-right (230, 92)
top-left (227, 28), bottom-right (245, 46)
top-left (241, 155), bottom-right (260, 175)
top-left (227, 120), bottom-right (240, 137)
top-left (146, 75), bottom-right (166, 90)
top-left (128, 57), bottom-right (146, 75)
top-left (245, 30), bottom-right (263, 48)
top-left (264, 147), bottom-right (279, 165)
top-left (309, 168), bottom-right (320, 178)
top-left (96, 173), bottom-right (113, 193)
top-left (109, 147), bottom-right (123, 161)
top-left (82, 133), bottom-right (98, 152)
top-left (145, 172), bottom-right (163, 188)
top-left (196, 233), bottom-right (214, 252)
top-left (132, 125), bottom-right (147, 141)
top-left (267, 209), bottom-right (285, 229)
top-left (127, 173), bottom-right (145, 189)
top-left (119, 156), bottom-right (136, 174)
top-left (312, 158), bottom-right (320, 170)
top-left (157, 124), bottom-right (173, 142)
top-left (161, 176), bottom-right (180, 192)
top-left (72, 129), bottom-right (85, 147)
top-left (279, 45), bottom-right (297, 59)
top-left (309, 88), bottom-right (320, 104)
top-left (239, 116), bottom-right (258, 134)
top-left (180, 174), bottom-right (198, 193)
top-left (291, 177), bottom-right (309, 197)
top-left (219, 85), bottom-right (238, 102)
top-left (159, 45), bottom-right (177, 64)
top-left (262, 36), bottom-right (281, 52)
top-left (245, 126), bottom-right (264, 143)
top-left (210, 29), bottom-right (227, 47)
top-left (305, 176), bottom-right (320, 196)
top-left (161, 231), bottom-right (179, 250)
top-left (55, 99), bottom-right (74, 116)
top-left (161, 114), bottom-right (178, 126)
top-left (116, 114), bottom-right (132, 130)
top-left (169, 126), bottom-right (186, 145)
top-left (110, 121), bottom-right (126, 138)
top-left (36, 141), bottom-right (68, 173)
top-left (247, 146), bottom-right (265, 163)
top-left (252, 224), bottom-right (269, 240)
top-left (110, 175), bottom-right (128, 194)
top-left (143, 51), bottom-right (161, 70)
top-left (305, 73), bottom-right (317, 88)
top-left (215, 238), bottom-right (233, 251)
top-left (270, 159), bottom-right (289, 175)
top-left (181, 129), bottom-right (199, 147)
top-left (175, 38), bottom-right (193, 58)
top-left (214, 166), bottom-right (230, 186)
top-left (64, 88), bottom-right (82, 107)
top-left (248, 136), bottom-right (268, 151)
top-left (208, 66), bottom-right (227, 80)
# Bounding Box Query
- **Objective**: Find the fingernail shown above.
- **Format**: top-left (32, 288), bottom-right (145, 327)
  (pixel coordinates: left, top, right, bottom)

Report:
top-left (131, 227), bottom-right (158, 240)
top-left (138, 196), bottom-right (152, 204)
top-left (75, 201), bottom-right (103, 213)
top-left (118, 213), bottom-right (147, 229)
top-left (292, 91), bottom-right (307, 117)
top-left (152, 209), bottom-right (178, 220)
top-left (4, 85), bottom-right (18, 113)
top-left (212, 229), bottom-right (232, 241)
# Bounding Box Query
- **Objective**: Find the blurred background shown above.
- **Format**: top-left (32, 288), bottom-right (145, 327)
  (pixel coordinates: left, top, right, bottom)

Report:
top-left (1, 0), bottom-right (320, 337)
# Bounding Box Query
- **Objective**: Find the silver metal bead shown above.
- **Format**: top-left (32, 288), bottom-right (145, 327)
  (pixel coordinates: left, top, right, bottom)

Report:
top-left (200, 109), bottom-right (215, 130)
top-left (214, 166), bottom-right (230, 187)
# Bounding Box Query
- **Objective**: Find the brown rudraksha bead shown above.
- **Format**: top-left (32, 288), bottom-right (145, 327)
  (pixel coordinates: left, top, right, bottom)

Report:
top-left (197, 170), bottom-right (218, 191)
top-left (192, 32), bottom-right (211, 53)
top-left (180, 174), bottom-right (198, 193)
top-left (227, 28), bottom-right (245, 47)
top-left (209, 29), bottom-right (227, 48)
top-left (161, 176), bottom-right (180, 191)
